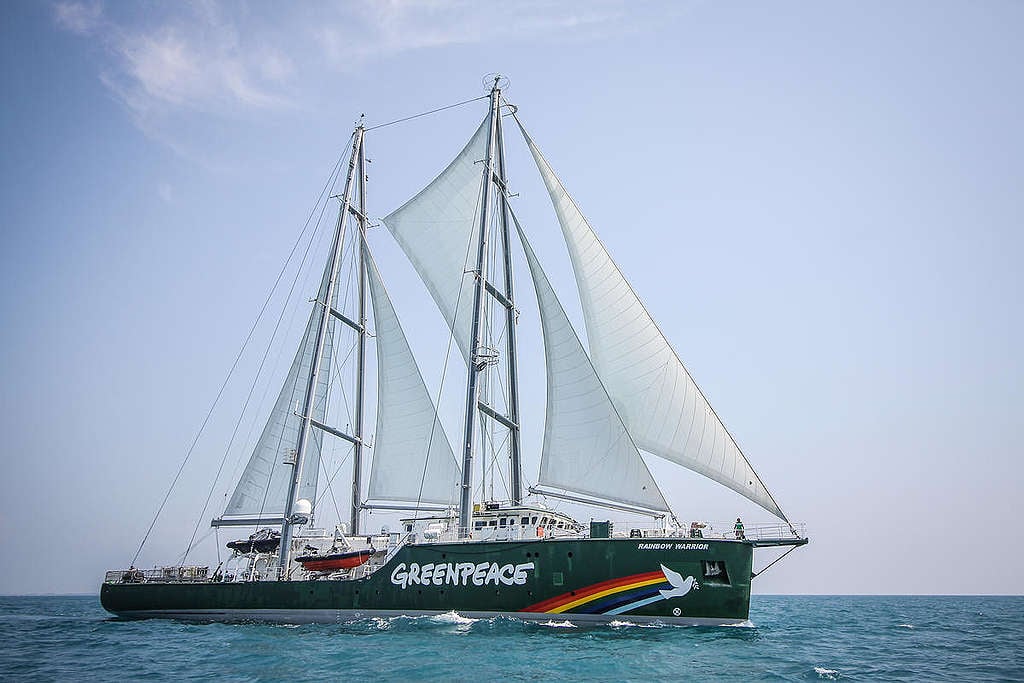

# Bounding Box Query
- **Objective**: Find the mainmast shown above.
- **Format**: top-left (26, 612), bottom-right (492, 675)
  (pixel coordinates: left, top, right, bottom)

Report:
top-left (494, 96), bottom-right (522, 504)
top-left (459, 78), bottom-right (517, 535)
top-left (279, 125), bottom-right (365, 571)
top-left (351, 122), bottom-right (368, 536)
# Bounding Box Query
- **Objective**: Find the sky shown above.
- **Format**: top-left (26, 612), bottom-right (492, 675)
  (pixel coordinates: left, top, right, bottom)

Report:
top-left (0, 0), bottom-right (1021, 596)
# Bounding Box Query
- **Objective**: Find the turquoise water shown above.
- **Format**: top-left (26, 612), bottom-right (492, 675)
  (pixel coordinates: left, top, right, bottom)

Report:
top-left (1, 595), bottom-right (1021, 681)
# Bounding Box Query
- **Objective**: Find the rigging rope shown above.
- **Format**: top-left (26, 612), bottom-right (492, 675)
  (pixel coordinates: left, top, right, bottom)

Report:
top-left (365, 95), bottom-right (488, 132)
top-left (752, 545), bottom-right (800, 578)
top-left (130, 137), bottom-right (353, 568)
top-left (253, 167), bottom-right (349, 533)
top-left (409, 159), bottom-right (486, 523)
top-left (183, 141), bottom-right (351, 560)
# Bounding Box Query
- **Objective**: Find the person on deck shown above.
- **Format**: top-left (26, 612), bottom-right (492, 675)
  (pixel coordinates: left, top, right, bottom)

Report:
top-left (734, 518), bottom-right (745, 540)
top-left (689, 521), bottom-right (707, 538)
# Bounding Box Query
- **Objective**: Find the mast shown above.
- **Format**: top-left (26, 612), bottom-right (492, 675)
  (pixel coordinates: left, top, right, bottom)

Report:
top-left (493, 96), bottom-right (522, 504)
top-left (351, 121), bottom-right (367, 535)
top-left (458, 79), bottom-right (501, 536)
top-left (279, 126), bottom-right (363, 572)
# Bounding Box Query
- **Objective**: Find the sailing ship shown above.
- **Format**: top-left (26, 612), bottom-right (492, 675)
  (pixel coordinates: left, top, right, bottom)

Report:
top-left (101, 78), bottom-right (807, 625)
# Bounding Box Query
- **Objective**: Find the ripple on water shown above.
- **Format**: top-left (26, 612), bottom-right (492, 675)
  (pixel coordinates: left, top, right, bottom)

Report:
top-left (1, 596), bottom-right (1023, 681)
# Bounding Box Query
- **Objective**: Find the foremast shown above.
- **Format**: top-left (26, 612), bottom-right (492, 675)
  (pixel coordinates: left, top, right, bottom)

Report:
top-left (279, 124), bottom-right (367, 571)
top-left (459, 77), bottom-right (523, 536)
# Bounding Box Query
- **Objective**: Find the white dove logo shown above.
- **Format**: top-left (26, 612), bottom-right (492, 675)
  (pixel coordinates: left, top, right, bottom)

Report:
top-left (659, 564), bottom-right (700, 600)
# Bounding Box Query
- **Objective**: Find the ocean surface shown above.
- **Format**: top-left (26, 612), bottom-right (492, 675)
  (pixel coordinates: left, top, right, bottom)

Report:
top-left (1, 595), bottom-right (1021, 681)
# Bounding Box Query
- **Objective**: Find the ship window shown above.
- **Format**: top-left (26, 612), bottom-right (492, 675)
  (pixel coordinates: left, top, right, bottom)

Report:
top-left (405, 524), bottom-right (413, 533)
top-left (702, 560), bottom-right (730, 585)
top-left (499, 518), bottom-right (507, 527)
top-left (521, 517), bottom-right (530, 525)
top-left (474, 521), bottom-right (484, 530)
top-left (541, 517), bottom-right (549, 526)
top-left (489, 520), bottom-right (497, 527)
top-left (531, 517), bottom-right (538, 525)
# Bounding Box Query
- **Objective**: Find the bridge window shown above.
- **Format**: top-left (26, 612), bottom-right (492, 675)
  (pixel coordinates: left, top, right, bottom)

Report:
top-left (521, 517), bottom-right (530, 525)
top-left (499, 518), bottom-right (507, 527)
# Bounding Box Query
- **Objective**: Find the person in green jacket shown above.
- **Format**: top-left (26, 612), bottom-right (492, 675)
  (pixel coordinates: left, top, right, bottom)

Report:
top-left (734, 518), bottom-right (745, 540)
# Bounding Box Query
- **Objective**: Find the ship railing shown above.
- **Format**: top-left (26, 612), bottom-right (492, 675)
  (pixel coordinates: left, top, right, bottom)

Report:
top-left (599, 520), bottom-right (807, 542)
top-left (678, 520), bottom-right (807, 542)
top-left (104, 566), bottom-right (211, 584)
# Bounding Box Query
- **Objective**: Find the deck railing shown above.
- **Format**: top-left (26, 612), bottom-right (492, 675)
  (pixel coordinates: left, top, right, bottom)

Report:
top-left (104, 522), bottom-right (807, 584)
top-left (677, 521), bottom-right (807, 541)
top-left (104, 566), bottom-right (210, 584)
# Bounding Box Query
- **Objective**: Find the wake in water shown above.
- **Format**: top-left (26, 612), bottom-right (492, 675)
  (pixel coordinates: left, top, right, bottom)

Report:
top-left (6, 596), bottom-right (1023, 681)
top-left (329, 612), bottom-right (757, 635)
top-left (608, 619), bottom-right (664, 629)
top-left (539, 620), bottom-right (577, 629)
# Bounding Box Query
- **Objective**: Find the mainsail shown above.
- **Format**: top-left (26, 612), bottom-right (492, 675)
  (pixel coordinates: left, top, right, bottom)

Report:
top-left (221, 263), bottom-right (336, 519)
top-left (519, 123), bottom-right (788, 521)
top-left (515, 217), bottom-right (669, 513)
top-left (362, 238), bottom-right (461, 505)
top-left (382, 118), bottom-right (489, 363)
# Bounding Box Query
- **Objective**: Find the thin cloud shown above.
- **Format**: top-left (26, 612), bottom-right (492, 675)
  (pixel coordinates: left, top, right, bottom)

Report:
top-left (50, 0), bottom-right (633, 163)
top-left (313, 1), bottom-right (626, 66)
top-left (53, 0), bottom-right (102, 35)
top-left (51, 1), bottom-right (292, 120)
top-left (157, 182), bottom-right (173, 204)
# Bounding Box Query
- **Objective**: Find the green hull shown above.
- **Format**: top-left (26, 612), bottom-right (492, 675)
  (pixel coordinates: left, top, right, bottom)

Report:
top-left (101, 538), bottom-right (753, 625)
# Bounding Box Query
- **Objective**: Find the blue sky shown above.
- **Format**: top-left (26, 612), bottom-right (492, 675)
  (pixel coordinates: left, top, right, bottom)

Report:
top-left (1, 1), bottom-right (1021, 595)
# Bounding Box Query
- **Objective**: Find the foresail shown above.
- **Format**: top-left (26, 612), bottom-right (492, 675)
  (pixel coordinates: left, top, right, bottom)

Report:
top-left (516, 217), bottom-right (669, 513)
top-left (520, 124), bottom-right (788, 521)
top-left (362, 237), bottom-right (461, 505)
top-left (382, 118), bottom-right (489, 363)
top-left (222, 266), bottom-right (335, 518)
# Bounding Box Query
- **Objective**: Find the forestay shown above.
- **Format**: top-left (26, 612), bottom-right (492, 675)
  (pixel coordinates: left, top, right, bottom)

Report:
top-left (382, 118), bottom-right (489, 363)
top-left (515, 217), bottom-right (669, 513)
top-left (362, 238), bottom-right (461, 505)
top-left (221, 263), bottom-right (335, 518)
top-left (520, 123), bottom-right (787, 521)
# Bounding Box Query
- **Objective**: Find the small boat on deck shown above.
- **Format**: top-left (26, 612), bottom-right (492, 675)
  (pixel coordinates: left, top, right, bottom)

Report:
top-left (225, 529), bottom-right (281, 555)
top-left (296, 548), bottom-right (376, 573)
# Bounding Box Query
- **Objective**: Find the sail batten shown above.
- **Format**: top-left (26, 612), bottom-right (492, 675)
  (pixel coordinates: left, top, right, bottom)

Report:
top-left (515, 216), bottom-right (670, 514)
top-left (362, 237), bottom-right (461, 506)
top-left (519, 121), bottom-right (788, 521)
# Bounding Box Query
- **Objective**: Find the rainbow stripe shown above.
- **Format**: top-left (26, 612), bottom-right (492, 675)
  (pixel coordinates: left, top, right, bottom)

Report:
top-left (520, 570), bottom-right (671, 616)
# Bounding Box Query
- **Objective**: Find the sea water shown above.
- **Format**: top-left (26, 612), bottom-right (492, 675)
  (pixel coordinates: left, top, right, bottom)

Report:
top-left (1, 595), bottom-right (1021, 681)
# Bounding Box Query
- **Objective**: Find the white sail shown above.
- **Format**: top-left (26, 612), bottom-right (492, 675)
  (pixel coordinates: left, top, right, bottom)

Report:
top-left (363, 238), bottom-right (461, 505)
top-left (521, 125), bottom-right (787, 521)
top-left (382, 118), bottom-right (489, 362)
top-left (222, 265), bottom-right (335, 518)
top-left (516, 218), bottom-right (669, 513)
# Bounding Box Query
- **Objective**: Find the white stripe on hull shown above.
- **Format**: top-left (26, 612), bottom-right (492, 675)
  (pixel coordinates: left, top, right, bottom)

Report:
top-left (108, 607), bottom-right (747, 627)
